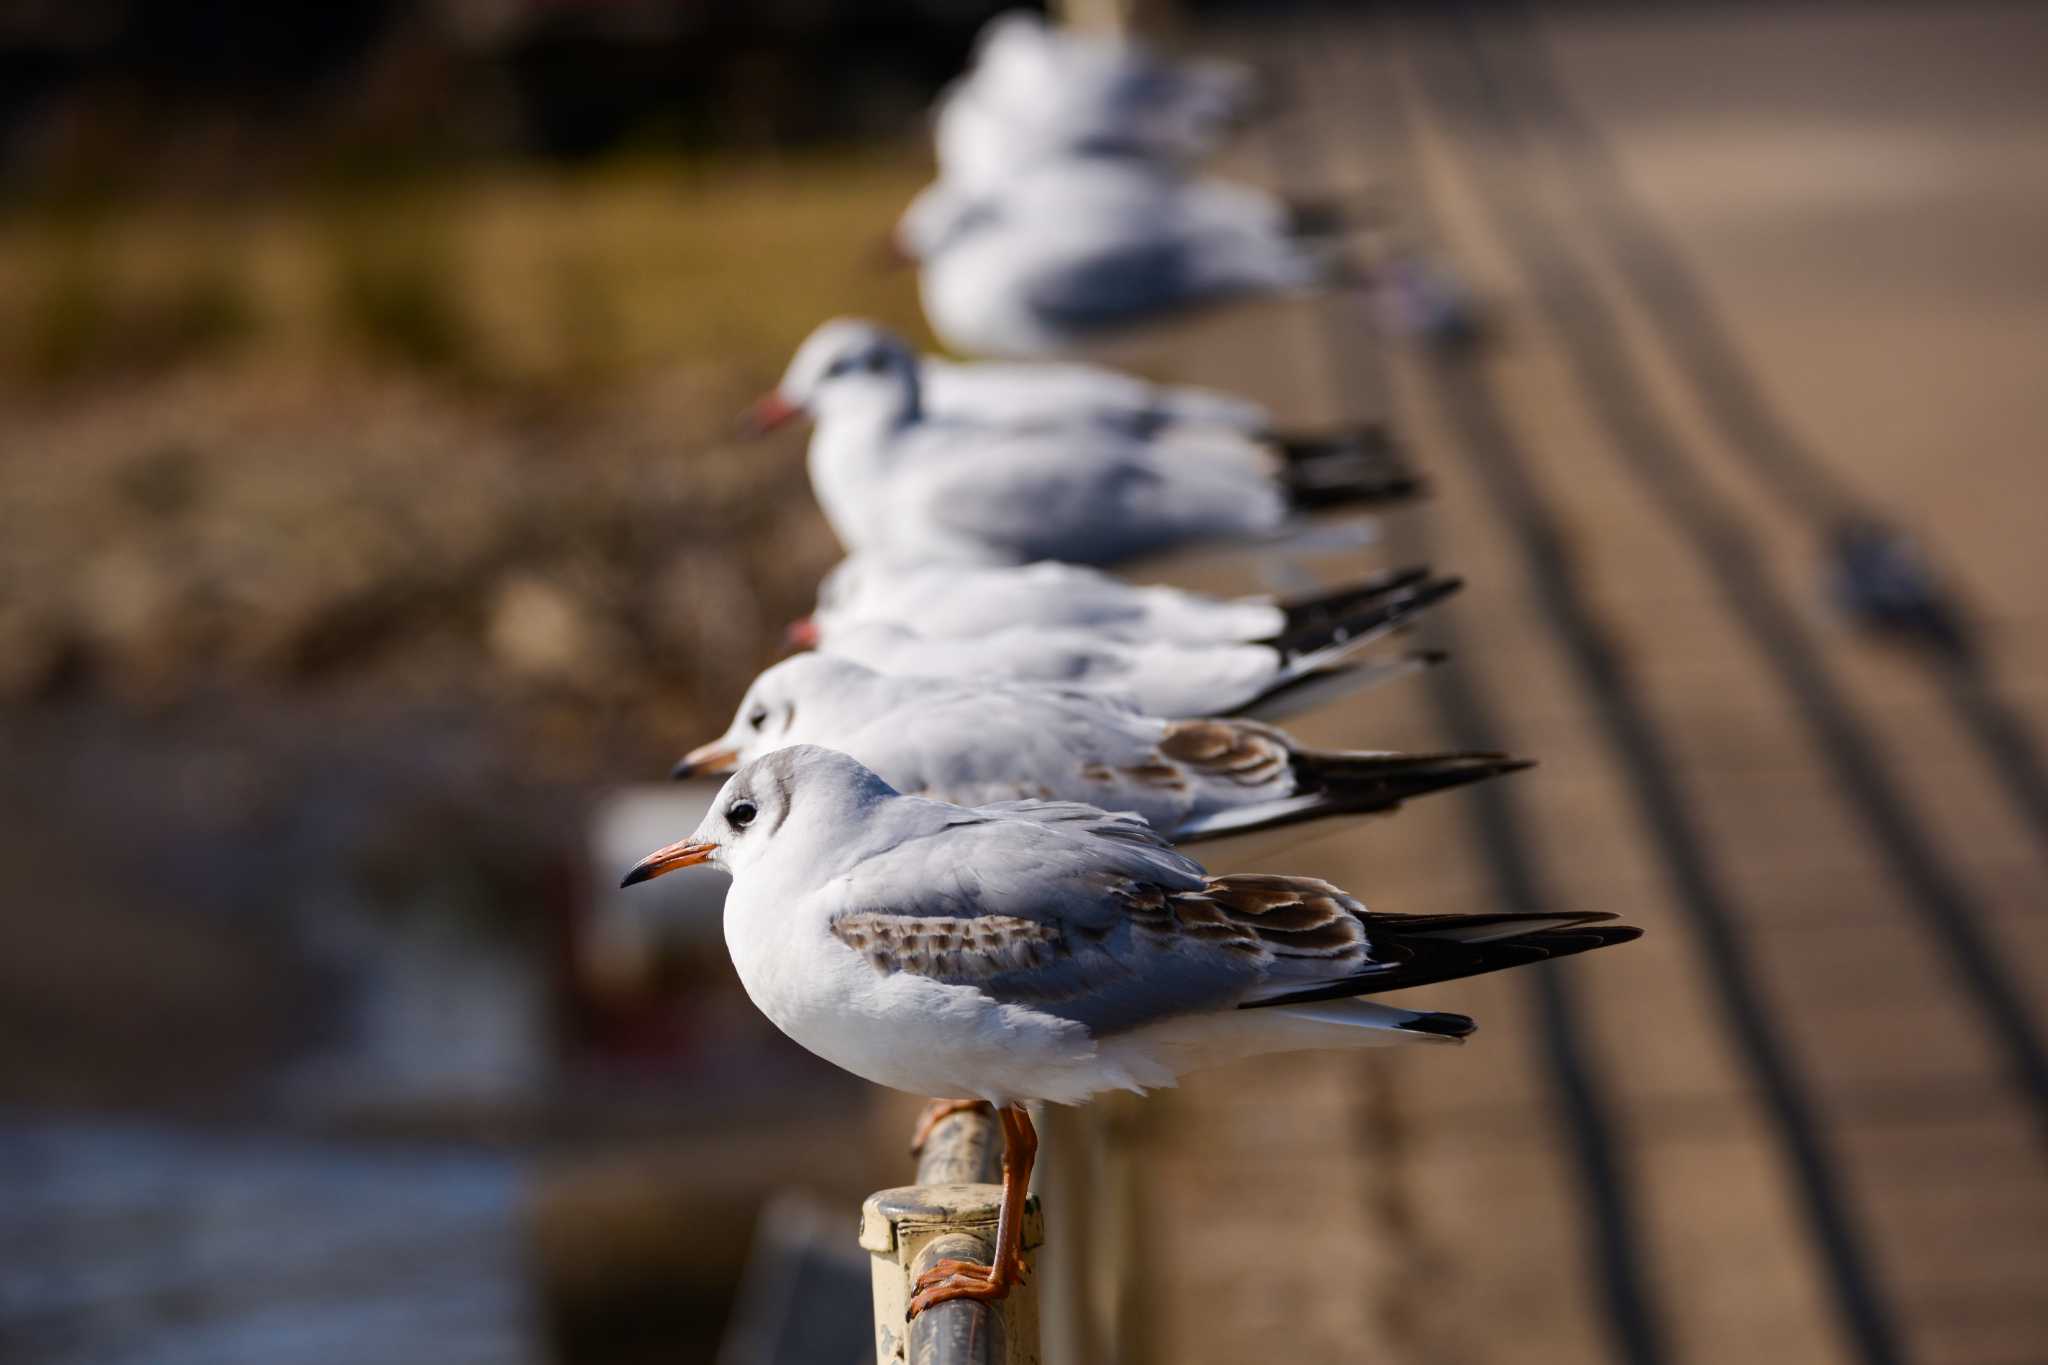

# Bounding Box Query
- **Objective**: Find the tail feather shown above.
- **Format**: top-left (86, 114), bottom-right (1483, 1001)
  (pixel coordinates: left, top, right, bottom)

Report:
top-left (1271, 564), bottom-right (1433, 643)
top-left (1175, 750), bottom-right (1529, 842)
top-left (1243, 911), bottom-right (1642, 1010)
top-left (1233, 649), bottom-right (1445, 723)
top-left (1285, 196), bottom-right (1356, 239)
top-left (1275, 426), bottom-right (1424, 512)
top-left (1272, 423), bottom-right (1396, 466)
top-left (1275, 576), bottom-right (1462, 664)
top-left (1269, 998), bottom-right (1477, 1045)
top-left (1292, 749), bottom-right (1533, 813)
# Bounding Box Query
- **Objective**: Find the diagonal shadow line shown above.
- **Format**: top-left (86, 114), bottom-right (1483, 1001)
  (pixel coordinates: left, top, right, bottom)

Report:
top-left (1485, 0), bottom-right (2048, 869)
top-left (1425, 0), bottom-right (2048, 1134)
top-left (1273, 17), bottom-right (1674, 1365)
top-left (1387, 7), bottom-right (1920, 1364)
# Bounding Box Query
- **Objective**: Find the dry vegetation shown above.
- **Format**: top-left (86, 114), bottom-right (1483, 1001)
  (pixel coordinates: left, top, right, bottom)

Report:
top-left (0, 149), bottom-right (937, 769)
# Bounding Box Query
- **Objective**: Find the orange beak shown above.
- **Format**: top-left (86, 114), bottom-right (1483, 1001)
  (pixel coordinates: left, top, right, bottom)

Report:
top-left (785, 616), bottom-right (820, 649)
top-left (670, 742), bottom-right (740, 780)
top-left (737, 392), bottom-right (801, 437)
top-left (619, 838), bottom-right (719, 887)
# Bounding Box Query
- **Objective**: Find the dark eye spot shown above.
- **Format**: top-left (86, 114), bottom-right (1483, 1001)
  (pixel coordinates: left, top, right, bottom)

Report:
top-left (727, 799), bottom-right (758, 829)
top-left (864, 350), bottom-right (891, 373)
top-left (747, 707), bottom-right (769, 731)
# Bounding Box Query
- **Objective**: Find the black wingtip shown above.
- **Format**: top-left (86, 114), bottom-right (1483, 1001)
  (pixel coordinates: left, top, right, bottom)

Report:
top-left (1275, 576), bottom-right (1462, 661)
top-left (1289, 748), bottom-right (1537, 814)
top-left (1399, 1011), bottom-right (1477, 1039)
top-left (1276, 431), bottom-right (1425, 512)
top-left (1272, 564), bottom-right (1434, 642)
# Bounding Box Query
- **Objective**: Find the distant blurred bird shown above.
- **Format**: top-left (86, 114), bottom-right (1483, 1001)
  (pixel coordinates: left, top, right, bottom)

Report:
top-left (672, 653), bottom-right (1524, 842)
top-left (802, 556), bottom-right (1436, 650)
top-left (810, 570), bottom-right (1454, 720)
top-left (619, 745), bottom-right (1640, 1315)
top-left (934, 10), bottom-right (1262, 194)
top-left (745, 320), bottom-right (1418, 563)
top-left (897, 170), bottom-right (1346, 357)
top-left (918, 353), bottom-right (1269, 436)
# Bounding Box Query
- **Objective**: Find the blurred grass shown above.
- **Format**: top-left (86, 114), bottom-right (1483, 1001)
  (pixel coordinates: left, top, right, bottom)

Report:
top-left (0, 148), bottom-right (939, 750)
top-left (0, 147), bottom-right (937, 392)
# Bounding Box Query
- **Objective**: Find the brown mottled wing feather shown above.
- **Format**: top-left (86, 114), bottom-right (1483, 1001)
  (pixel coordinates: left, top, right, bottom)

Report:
top-left (824, 814), bottom-right (1638, 1036)
top-left (1154, 874), bottom-right (1373, 967)
top-left (1155, 719), bottom-right (1293, 788)
top-left (832, 913), bottom-right (1065, 980)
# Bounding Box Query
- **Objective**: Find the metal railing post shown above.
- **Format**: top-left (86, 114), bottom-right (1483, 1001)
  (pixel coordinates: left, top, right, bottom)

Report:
top-left (859, 1109), bottom-right (1043, 1365)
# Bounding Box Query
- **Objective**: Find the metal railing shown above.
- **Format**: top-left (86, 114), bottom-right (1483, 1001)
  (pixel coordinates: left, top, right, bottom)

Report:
top-left (859, 1108), bottom-right (1043, 1365)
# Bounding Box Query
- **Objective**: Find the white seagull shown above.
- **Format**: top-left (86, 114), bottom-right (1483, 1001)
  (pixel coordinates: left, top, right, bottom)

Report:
top-left (672, 654), bottom-right (1527, 842)
top-left (745, 320), bottom-right (1418, 564)
top-left (896, 170), bottom-right (1344, 358)
top-left (818, 620), bottom-right (1442, 721)
top-left (917, 353), bottom-right (1269, 436)
top-left (812, 568), bottom-right (1455, 720)
top-left (801, 557), bottom-right (1437, 650)
top-left (934, 11), bottom-right (1260, 194)
top-left (620, 746), bottom-right (1640, 1315)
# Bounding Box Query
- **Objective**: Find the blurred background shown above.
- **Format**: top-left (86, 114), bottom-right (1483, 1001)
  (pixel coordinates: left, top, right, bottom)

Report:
top-left (2, 2), bottom-right (2044, 1364)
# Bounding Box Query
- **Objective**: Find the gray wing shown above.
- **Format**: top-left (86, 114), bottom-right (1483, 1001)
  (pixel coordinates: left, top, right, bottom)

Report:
top-left (907, 448), bottom-right (1177, 564)
top-left (900, 435), bottom-right (1281, 565)
top-left (1023, 238), bottom-right (1206, 331)
top-left (824, 813), bottom-right (1371, 1035)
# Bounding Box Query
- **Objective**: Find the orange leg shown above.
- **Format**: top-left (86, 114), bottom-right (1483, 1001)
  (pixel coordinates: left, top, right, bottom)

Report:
top-left (909, 1098), bottom-right (994, 1158)
top-left (907, 1104), bottom-right (1038, 1319)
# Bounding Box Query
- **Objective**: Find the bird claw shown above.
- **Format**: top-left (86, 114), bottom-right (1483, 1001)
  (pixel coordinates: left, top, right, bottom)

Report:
top-left (905, 1256), bottom-right (1018, 1319)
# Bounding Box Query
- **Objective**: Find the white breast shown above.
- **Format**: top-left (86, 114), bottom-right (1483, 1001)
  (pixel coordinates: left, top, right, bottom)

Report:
top-left (721, 884), bottom-right (1104, 1105)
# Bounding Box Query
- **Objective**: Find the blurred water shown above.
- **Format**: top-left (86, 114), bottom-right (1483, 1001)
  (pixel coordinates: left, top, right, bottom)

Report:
top-left (0, 1117), bottom-right (540, 1365)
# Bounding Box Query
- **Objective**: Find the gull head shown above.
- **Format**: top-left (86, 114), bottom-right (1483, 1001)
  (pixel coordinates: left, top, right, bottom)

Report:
top-left (626, 744), bottom-right (899, 887)
top-left (893, 183), bottom-right (995, 262)
top-left (671, 654), bottom-right (886, 778)
top-left (742, 318), bottom-right (921, 436)
top-left (809, 554), bottom-right (903, 636)
top-left (971, 9), bottom-right (1050, 72)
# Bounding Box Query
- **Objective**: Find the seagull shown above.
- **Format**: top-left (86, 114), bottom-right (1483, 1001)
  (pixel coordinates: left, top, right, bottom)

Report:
top-left (917, 354), bottom-right (1270, 436)
top-left (803, 557), bottom-right (1437, 649)
top-left (813, 572), bottom-right (1457, 720)
top-left (744, 320), bottom-right (1418, 564)
top-left (671, 654), bottom-right (1527, 842)
top-left (934, 11), bottom-right (1260, 194)
top-left (619, 745), bottom-right (1640, 1316)
top-left (896, 171), bottom-right (1345, 358)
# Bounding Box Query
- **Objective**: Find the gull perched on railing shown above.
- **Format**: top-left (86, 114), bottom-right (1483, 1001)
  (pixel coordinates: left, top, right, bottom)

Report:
top-left (806, 562), bottom-right (1452, 720)
top-left (799, 557), bottom-right (1434, 649)
top-left (744, 320), bottom-right (1416, 564)
top-left (915, 354), bottom-right (1269, 436)
top-left (620, 746), bottom-right (1640, 1316)
top-left (934, 9), bottom-right (1261, 195)
top-left (670, 654), bottom-right (1524, 842)
top-left (894, 170), bottom-right (1346, 358)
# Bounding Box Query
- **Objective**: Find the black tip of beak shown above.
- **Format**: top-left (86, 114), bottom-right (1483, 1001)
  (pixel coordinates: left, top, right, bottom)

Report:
top-left (669, 759), bottom-right (694, 781)
top-left (619, 864), bottom-right (653, 889)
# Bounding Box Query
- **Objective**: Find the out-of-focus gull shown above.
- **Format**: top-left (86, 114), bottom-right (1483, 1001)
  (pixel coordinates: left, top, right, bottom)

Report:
top-left (814, 573), bottom-right (1456, 720)
top-left (671, 654), bottom-right (1527, 842)
top-left (802, 557), bottom-right (1435, 649)
top-left (918, 354), bottom-right (1269, 436)
top-left (896, 171), bottom-right (1345, 357)
top-left (619, 745), bottom-right (1640, 1314)
top-left (746, 320), bottom-right (1417, 564)
top-left (935, 10), bottom-right (1261, 193)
